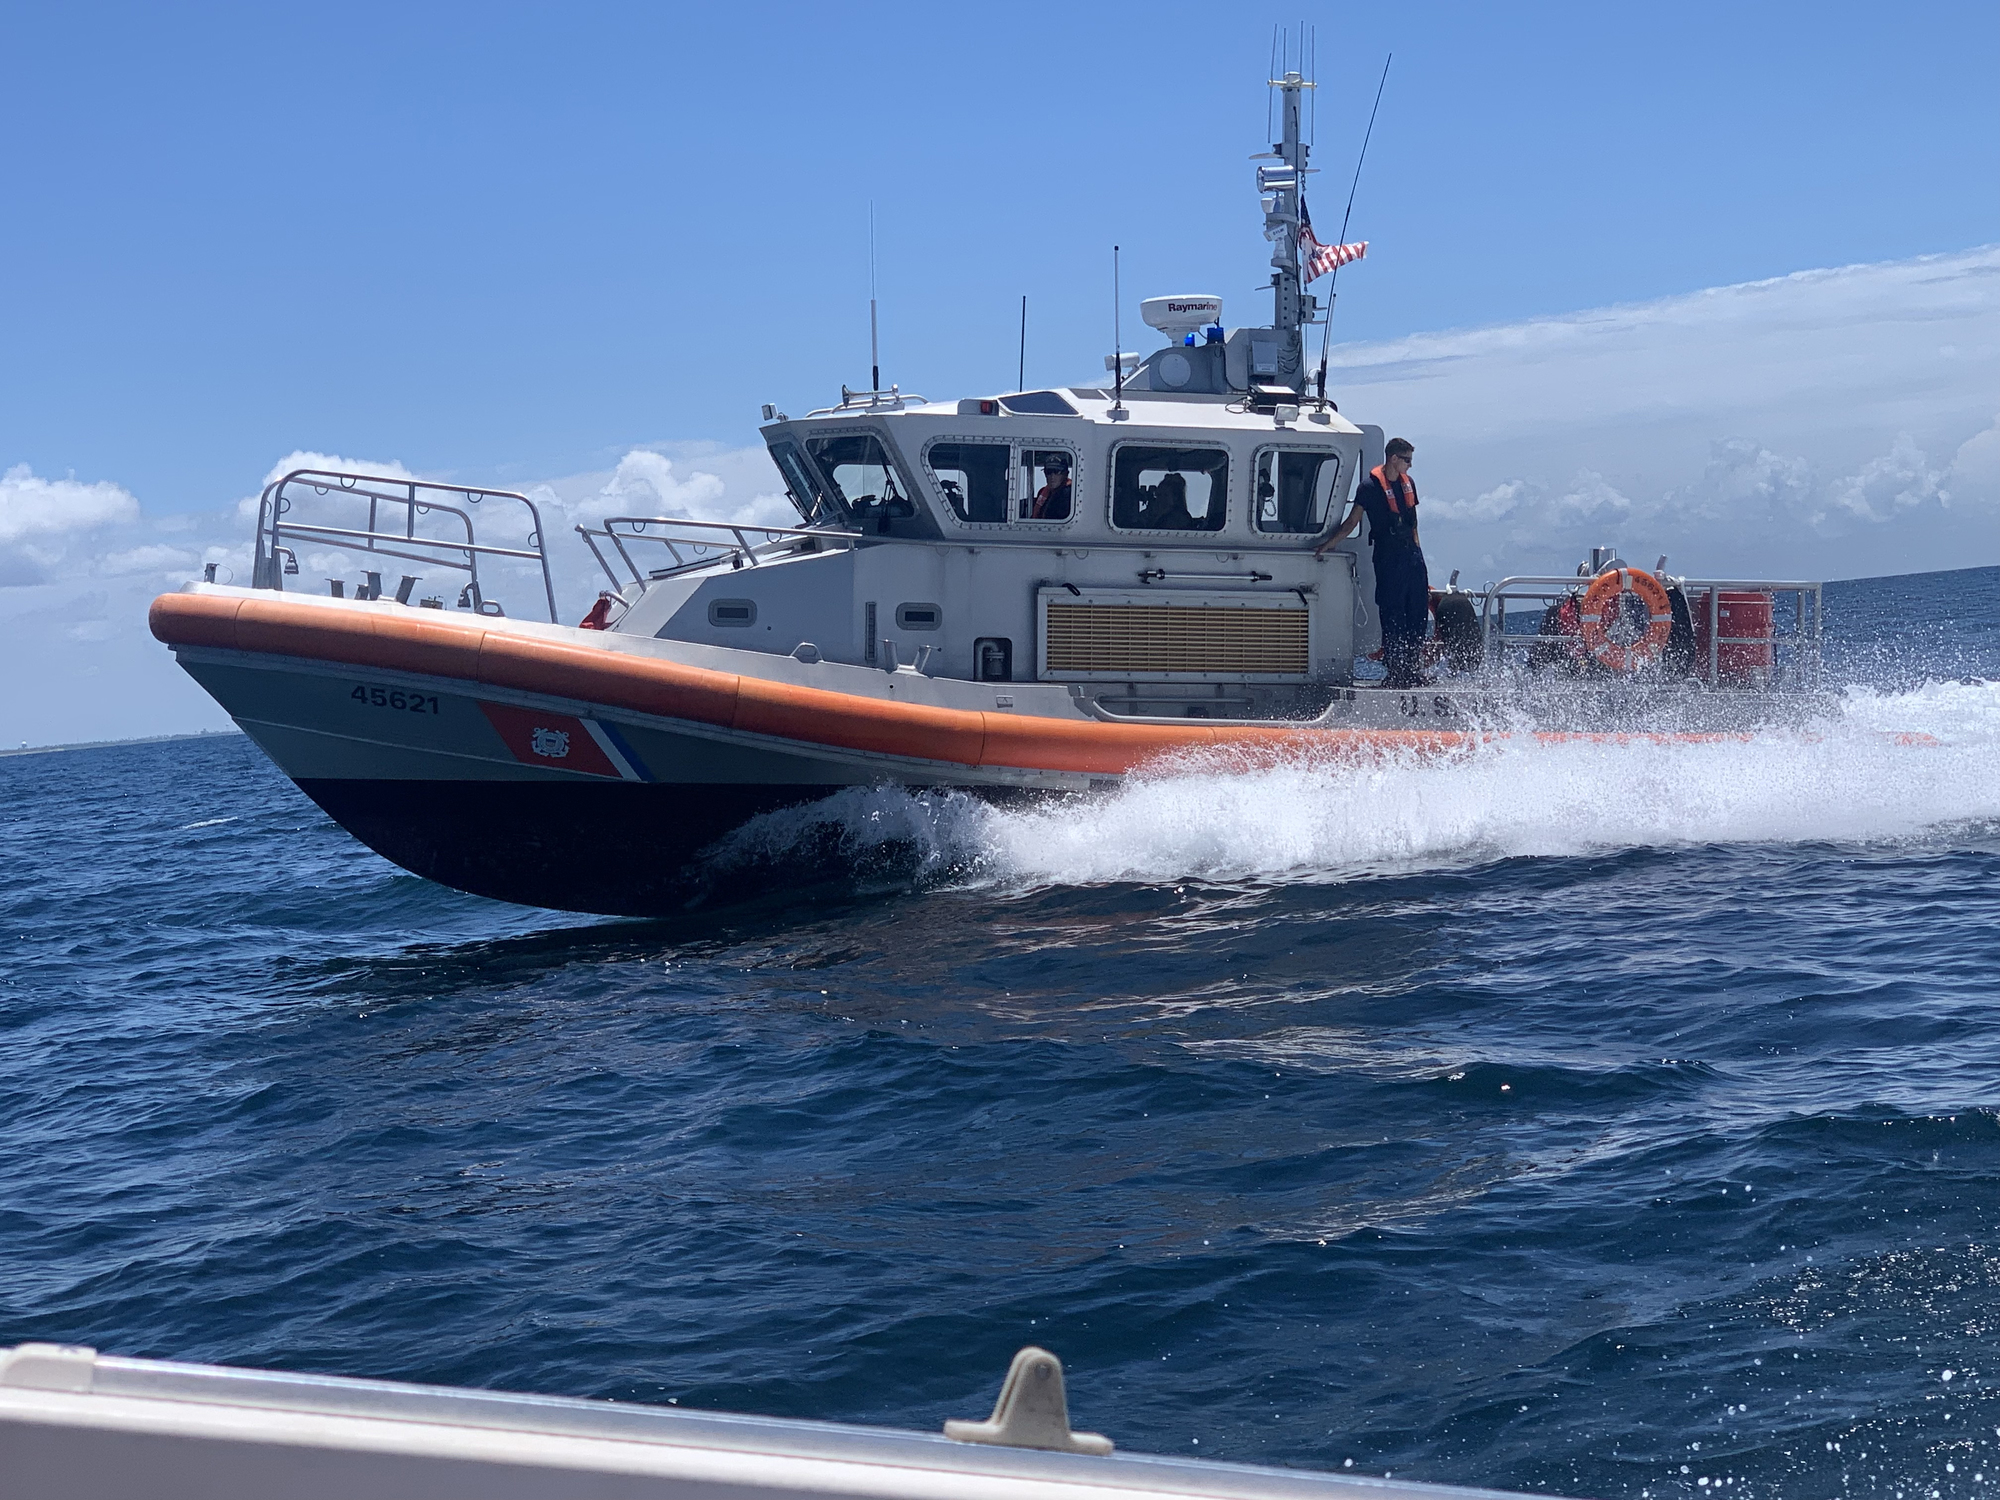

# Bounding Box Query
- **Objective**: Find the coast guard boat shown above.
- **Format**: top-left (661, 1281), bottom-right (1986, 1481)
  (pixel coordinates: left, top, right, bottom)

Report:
top-left (150, 70), bottom-right (1824, 915)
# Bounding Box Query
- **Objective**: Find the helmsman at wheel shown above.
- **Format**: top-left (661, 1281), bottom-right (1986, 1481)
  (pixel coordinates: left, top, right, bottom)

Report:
top-left (1316, 437), bottom-right (1429, 689)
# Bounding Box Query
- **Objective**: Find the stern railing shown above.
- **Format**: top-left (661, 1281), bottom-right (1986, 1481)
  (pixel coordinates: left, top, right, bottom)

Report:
top-left (1476, 574), bottom-right (1824, 688)
top-left (251, 469), bottom-right (558, 622)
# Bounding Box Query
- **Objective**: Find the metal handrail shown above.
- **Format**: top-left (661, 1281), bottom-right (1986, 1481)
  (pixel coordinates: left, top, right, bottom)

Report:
top-left (803, 385), bottom-right (931, 417)
top-left (1476, 573), bottom-right (1824, 689)
top-left (251, 469), bottom-right (558, 623)
top-left (576, 516), bottom-right (861, 590)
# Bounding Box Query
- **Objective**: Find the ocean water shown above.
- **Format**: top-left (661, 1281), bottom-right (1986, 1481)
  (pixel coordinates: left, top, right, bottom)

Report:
top-left (3, 565), bottom-right (1999, 1498)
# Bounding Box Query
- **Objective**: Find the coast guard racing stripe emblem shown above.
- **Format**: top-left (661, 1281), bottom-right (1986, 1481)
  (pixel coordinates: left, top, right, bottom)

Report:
top-left (477, 701), bottom-right (650, 780)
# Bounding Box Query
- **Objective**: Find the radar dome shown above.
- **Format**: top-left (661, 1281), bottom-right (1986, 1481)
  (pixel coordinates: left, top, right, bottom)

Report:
top-left (1141, 295), bottom-right (1222, 339)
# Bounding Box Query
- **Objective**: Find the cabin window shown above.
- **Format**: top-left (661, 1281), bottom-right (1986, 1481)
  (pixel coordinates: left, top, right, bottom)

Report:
top-left (1110, 446), bottom-right (1228, 532)
top-left (1255, 449), bottom-right (1345, 534)
top-left (803, 433), bottom-right (913, 525)
top-left (709, 598), bottom-right (757, 627)
top-left (769, 441), bottom-right (836, 526)
top-left (895, 603), bottom-right (941, 630)
top-left (926, 442), bottom-right (1009, 524)
top-left (1019, 450), bottom-right (1074, 521)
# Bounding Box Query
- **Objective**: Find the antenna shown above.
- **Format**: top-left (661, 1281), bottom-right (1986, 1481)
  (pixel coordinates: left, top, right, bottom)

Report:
top-left (1336, 60), bottom-right (1387, 274)
top-left (1112, 245), bottom-right (1124, 412)
top-left (1315, 53), bottom-right (1391, 403)
top-left (1307, 25), bottom-right (1317, 146)
top-left (868, 202), bottom-right (880, 394)
top-left (1017, 294), bottom-right (1027, 391)
top-left (1266, 26), bottom-right (1279, 142)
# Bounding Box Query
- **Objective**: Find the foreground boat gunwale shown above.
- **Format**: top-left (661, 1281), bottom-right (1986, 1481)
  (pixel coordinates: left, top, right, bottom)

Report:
top-left (1, 1342), bottom-right (1542, 1500)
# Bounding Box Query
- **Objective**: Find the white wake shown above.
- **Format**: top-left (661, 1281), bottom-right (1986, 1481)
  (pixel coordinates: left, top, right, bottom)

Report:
top-left (709, 681), bottom-right (2000, 889)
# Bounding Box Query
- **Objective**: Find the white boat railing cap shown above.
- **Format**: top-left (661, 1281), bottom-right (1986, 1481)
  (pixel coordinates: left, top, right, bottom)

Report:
top-left (1, 1341), bottom-right (1550, 1500)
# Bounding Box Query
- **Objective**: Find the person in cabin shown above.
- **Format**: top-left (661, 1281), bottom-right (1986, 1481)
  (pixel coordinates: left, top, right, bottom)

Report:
top-left (1316, 437), bottom-right (1430, 688)
top-left (1031, 453), bottom-right (1073, 519)
top-left (1143, 471), bottom-right (1195, 530)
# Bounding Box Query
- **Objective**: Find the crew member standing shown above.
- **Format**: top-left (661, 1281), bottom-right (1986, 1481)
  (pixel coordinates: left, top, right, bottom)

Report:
top-left (1316, 438), bottom-right (1429, 688)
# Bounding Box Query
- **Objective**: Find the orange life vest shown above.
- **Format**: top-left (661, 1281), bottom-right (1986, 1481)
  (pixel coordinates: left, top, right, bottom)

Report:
top-left (1370, 464), bottom-right (1417, 516)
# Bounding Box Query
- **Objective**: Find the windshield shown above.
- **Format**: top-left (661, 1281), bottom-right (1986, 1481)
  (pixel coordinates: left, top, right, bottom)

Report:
top-left (803, 432), bottom-right (912, 526)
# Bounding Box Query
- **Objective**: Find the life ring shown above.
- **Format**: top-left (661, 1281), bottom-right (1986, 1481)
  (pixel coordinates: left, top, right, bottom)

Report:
top-left (1578, 568), bottom-right (1673, 671)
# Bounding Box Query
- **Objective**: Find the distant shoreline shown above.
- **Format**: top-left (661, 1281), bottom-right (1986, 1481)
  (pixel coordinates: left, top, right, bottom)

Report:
top-left (1828, 560), bottom-right (1999, 585)
top-left (0, 729), bottom-right (244, 759)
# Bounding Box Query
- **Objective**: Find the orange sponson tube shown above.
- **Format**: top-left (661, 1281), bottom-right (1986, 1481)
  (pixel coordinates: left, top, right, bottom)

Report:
top-left (150, 592), bottom-right (1487, 775)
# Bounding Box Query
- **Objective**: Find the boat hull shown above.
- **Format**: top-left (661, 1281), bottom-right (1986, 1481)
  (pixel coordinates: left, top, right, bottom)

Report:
top-left (292, 778), bottom-right (847, 914)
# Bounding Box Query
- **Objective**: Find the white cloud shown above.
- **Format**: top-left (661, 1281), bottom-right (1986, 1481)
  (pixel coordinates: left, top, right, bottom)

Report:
top-left (1330, 243), bottom-right (2000, 578)
top-left (587, 449), bottom-right (725, 521)
top-left (530, 446), bottom-right (793, 530)
top-left (100, 544), bottom-right (200, 577)
top-left (260, 450), bottom-right (415, 487)
top-left (1551, 470), bottom-right (1633, 524)
top-left (1820, 434), bottom-right (1946, 526)
top-left (0, 464), bottom-right (140, 544)
top-left (520, 446), bottom-right (797, 609)
top-left (1945, 413), bottom-right (2000, 510)
top-left (1430, 478), bottom-right (1530, 525)
top-left (1672, 440), bottom-right (1818, 528)
top-left (236, 450), bottom-right (416, 519)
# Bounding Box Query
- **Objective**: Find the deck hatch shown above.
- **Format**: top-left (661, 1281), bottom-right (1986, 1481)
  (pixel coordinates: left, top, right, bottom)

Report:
top-left (1037, 588), bottom-right (1310, 680)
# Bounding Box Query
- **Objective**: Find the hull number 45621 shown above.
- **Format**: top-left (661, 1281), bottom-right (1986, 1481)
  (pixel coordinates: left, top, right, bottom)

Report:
top-left (351, 684), bottom-right (441, 714)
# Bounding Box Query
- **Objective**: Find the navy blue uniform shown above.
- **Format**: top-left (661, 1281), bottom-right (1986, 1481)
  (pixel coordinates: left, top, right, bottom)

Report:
top-left (1355, 466), bottom-right (1429, 688)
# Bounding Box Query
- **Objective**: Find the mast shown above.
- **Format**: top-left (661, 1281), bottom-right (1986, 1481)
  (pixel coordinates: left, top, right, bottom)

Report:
top-left (869, 203), bottom-right (881, 394)
top-left (1258, 68), bottom-right (1315, 392)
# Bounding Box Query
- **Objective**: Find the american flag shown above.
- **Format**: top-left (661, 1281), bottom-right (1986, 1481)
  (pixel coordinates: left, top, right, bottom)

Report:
top-left (1299, 197), bottom-right (1367, 283)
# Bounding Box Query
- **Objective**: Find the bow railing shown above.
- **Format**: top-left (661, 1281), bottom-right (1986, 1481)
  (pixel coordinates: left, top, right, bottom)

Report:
top-left (250, 469), bottom-right (558, 622)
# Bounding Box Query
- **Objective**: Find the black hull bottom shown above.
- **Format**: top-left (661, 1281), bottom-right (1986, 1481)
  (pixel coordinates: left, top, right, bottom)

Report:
top-left (297, 779), bottom-right (857, 916)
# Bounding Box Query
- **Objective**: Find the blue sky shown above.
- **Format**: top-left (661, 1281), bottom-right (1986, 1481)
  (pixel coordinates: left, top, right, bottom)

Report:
top-left (4, 1), bottom-right (1997, 511)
